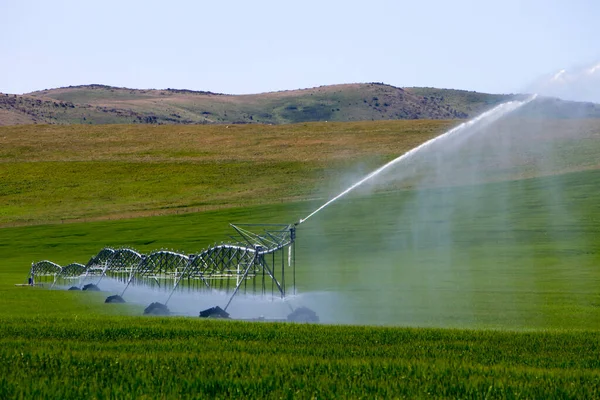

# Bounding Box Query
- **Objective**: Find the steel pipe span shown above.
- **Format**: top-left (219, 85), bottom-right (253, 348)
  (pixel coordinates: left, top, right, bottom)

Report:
top-left (28, 223), bottom-right (297, 309)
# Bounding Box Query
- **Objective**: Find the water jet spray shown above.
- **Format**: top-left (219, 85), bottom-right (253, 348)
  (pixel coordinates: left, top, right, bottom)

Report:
top-left (297, 95), bottom-right (538, 225)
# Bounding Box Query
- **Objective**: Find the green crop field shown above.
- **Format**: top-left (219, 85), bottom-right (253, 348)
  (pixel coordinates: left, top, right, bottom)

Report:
top-left (2, 117), bottom-right (600, 397)
top-left (2, 314), bottom-right (600, 398)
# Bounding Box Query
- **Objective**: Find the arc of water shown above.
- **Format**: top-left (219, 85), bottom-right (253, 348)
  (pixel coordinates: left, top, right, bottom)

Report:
top-left (298, 95), bottom-right (538, 225)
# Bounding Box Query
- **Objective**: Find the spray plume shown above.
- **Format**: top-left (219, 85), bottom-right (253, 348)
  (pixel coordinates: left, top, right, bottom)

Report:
top-left (298, 95), bottom-right (538, 225)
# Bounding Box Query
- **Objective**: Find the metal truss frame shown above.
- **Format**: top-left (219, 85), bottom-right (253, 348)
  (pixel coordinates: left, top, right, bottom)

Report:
top-left (28, 223), bottom-right (297, 311)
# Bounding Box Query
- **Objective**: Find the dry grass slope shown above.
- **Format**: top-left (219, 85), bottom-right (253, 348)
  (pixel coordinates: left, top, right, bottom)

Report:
top-left (2, 83), bottom-right (514, 125)
top-left (4, 83), bottom-right (600, 126)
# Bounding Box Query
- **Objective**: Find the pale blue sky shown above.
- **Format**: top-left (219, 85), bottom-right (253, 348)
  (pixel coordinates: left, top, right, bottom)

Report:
top-left (2, 0), bottom-right (599, 95)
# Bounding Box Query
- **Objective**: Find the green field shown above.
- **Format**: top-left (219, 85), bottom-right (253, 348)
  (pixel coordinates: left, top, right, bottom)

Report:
top-left (2, 170), bottom-right (600, 328)
top-left (2, 117), bottom-right (600, 397)
top-left (0, 121), bottom-right (450, 225)
top-left (2, 314), bottom-right (600, 398)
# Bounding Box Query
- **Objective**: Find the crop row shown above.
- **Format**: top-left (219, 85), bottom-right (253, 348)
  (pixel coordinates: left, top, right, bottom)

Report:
top-left (1, 316), bottom-right (599, 398)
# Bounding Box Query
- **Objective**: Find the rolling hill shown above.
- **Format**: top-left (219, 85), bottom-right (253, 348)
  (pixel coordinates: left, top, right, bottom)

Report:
top-left (1, 83), bottom-right (515, 126)
top-left (2, 83), bottom-right (600, 126)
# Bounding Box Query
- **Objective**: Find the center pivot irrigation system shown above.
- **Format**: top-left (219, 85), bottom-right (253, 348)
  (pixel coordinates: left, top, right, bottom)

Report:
top-left (27, 223), bottom-right (319, 322)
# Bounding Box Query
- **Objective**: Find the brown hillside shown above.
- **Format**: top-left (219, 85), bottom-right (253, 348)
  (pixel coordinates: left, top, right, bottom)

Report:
top-left (10, 83), bottom-right (511, 125)
top-left (2, 83), bottom-right (598, 126)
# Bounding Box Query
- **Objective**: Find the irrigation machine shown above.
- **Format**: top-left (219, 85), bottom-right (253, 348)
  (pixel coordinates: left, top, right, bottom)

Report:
top-left (25, 223), bottom-right (319, 323)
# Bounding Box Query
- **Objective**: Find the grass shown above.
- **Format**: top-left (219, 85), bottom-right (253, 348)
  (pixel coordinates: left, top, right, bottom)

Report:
top-left (2, 118), bottom-right (600, 397)
top-left (0, 160), bottom-right (321, 223)
top-left (2, 169), bottom-right (600, 329)
top-left (1, 314), bottom-right (600, 398)
top-left (1, 273), bottom-right (600, 398)
top-left (0, 120), bottom-right (451, 163)
top-left (0, 121), bottom-right (452, 225)
top-left (2, 118), bottom-right (600, 329)
top-left (3, 118), bottom-right (600, 225)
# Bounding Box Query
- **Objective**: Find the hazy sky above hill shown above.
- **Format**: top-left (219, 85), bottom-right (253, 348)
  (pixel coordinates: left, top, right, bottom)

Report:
top-left (2, 0), bottom-right (599, 97)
